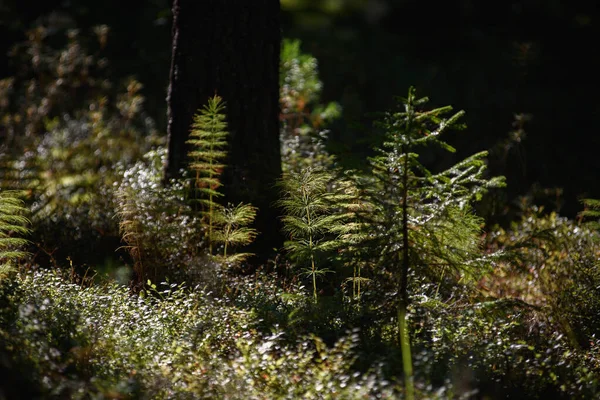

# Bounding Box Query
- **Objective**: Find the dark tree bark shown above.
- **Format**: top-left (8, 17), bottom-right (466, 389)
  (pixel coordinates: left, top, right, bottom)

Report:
top-left (165, 0), bottom-right (282, 265)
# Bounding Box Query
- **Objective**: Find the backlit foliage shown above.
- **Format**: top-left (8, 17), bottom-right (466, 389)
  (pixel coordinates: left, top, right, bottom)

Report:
top-left (187, 96), bottom-right (257, 266)
top-left (0, 191), bottom-right (30, 278)
top-left (278, 167), bottom-right (354, 302)
top-left (0, 21), bottom-right (160, 269)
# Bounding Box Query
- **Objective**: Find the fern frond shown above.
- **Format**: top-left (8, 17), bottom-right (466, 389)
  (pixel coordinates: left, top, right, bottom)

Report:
top-left (116, 186), bottom-right (145, 281)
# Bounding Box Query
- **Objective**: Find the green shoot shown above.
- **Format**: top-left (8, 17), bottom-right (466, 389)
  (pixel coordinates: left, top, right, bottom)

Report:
top-left (187, 95), bottom-right (229, 255)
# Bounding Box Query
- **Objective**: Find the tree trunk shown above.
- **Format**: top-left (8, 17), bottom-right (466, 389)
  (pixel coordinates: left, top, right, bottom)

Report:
top-left (165, 0), bottom-right (282, 265)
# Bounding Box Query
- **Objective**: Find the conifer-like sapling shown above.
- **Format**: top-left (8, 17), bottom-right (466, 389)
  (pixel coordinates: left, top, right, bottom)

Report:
top-left (354, 87), bottom-right (505, 399)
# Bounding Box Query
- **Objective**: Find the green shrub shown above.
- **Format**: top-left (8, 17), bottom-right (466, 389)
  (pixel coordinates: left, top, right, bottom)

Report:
top-left (410, 291), bottom-right (600, 399)
top-left (485, 207), bottom-right (600, 348)
top-left (116, 148), bottom-right (205, 286)
top-left (279, 39), bottom-right (341, 174)
top-left (0, 22), bottom-right (160, 270)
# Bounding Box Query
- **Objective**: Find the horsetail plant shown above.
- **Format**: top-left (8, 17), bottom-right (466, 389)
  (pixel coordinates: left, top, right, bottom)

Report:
top-left (0, 190), bottom-right (30, 279)
top-left (278, 167), bottom-right (354, 302)
top-left (187, 95), bottom-right (257, 264)
top-left (213, 202), bottom-right (258, 265)
top-left (579, 198), bottom-right (600, 229)
top-left (187, 95), bottom-right (229, 255)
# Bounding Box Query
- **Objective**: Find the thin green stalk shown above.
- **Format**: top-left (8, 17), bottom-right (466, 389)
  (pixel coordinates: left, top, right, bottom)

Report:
top-left (311, 253), bottom-right (317, 303)
top-left (304, 186), bottom-right (318, 303)
top-left (208, 172), bottom-right (213, 255)
top-left (353, 265), bottom-right (357, 299)
top-left (399, 124), bottom-right (413, 399)
top-left (357, 264), bottom-right (361, 298)
top-left (223, 224), bottom-right (230, 259)
top-left (352, 264), bottom-right (362, 300)
top-left (399, 303), bottom-right (414, 400)
top-left (434, 265), bottom-right (446, 299)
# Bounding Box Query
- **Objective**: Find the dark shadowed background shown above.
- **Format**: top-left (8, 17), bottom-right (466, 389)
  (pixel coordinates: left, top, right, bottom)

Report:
top-left (2, 0), bottom-right (598, 217)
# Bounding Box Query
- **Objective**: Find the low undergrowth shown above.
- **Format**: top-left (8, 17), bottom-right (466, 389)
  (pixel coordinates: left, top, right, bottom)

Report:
top-left (0, 269), bottom-right (397, 399)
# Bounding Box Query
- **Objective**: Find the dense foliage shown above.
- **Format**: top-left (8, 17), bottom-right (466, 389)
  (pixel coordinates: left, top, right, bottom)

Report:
top-left (1, 19), bottom-right (600, 400)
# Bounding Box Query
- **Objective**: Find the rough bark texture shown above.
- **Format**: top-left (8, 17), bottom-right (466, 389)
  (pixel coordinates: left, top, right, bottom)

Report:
top-left (165, 0), bottom-right (282, 265)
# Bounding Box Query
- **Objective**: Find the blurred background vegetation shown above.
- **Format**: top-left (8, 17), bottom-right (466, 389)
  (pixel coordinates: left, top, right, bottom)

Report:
top-left (2, 0), bottom-right (597, 217)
